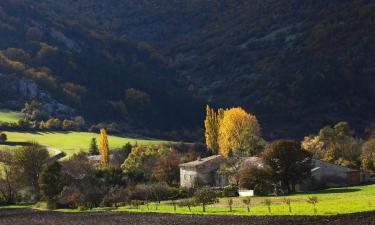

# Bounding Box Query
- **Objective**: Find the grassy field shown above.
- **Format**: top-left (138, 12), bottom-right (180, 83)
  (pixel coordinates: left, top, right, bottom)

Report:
top-left (0, 110), bottom-right (20, 123)
top-left (0, 131), bottom-right (168, 157)
top-left (57, 184), bottom-right (375, 216)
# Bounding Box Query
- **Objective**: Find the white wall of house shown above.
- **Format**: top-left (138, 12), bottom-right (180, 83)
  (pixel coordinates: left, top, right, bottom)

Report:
top-left (180, 168), bottom-right (198, 189)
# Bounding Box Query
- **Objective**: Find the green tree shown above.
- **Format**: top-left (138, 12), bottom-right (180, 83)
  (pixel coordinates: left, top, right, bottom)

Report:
top-left (262, 140), bottom-right (312, 192)
top-left (11, 143), bottom-right (49, 200)
top-left (238, 164), bottom-right (272, 196)
top-left (193, 187), bottom-right (218, 212)
top-left (0, 133), bottom-right (7, 143)
top-left (89, 138), bottom-right (99, 155)
top-left (39, 161), bottom-right (63, 209)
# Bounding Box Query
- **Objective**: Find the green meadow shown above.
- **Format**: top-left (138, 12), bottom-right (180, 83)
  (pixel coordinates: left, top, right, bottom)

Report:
top-left (0, 131), bottom-right (168, 157)
top-left (57, 184), bottom-right (375, 216)
top-left (0, 110), bottom-right (20, 123)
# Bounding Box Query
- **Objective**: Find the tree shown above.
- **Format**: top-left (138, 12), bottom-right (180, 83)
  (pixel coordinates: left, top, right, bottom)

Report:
top-left (89, 138), bottom-right (99, 155)
top-left (99, 128), bottom-right (109, 168)
top-left (264, 199), bottom-right (272, 213)
top-left (11, 143), bottom-right (49, 200)
top-left (0, 133), bottom-right (7, 143)
top-left (305, 122), bottom-right (363, 168)
top-left (0, 162), bottom-right (18, 204)
top-left (237, 128), bottom-right (266, 156)
top-left (302, 135), bottom-right (325, 159)
top-left (101, 186), bottom-right (128, 208)
top-left (124, 88), bottom-right (151, 121)
top-left (204, 105), bottom-right (219, 154)
top-left (262, 140), bottom-right (312, 193)
top-left (227, 198), bottom-right (233, 212)
top-left (179, 198), bottom-right (194, 212)
top-left (121, 145), bottom-right (160, 183)
top-left (361, 139), bottom-right (375, 174)
top-left (39, 161), bottom-right (63, 209)
top-left (218, 107), bottom-right (261, 156)
top-left (238, 164), bottom-right (272, 196)
top-left (307, 196), bottom-right (318, 214)
top-left (153, 149), bottom-right (180, 185)
top-left (242, 197), bottom-right (252, 212)
top-left (284, 198), bottom-right (292, 213)
top-left (193, 187), bottom-right (218, 212)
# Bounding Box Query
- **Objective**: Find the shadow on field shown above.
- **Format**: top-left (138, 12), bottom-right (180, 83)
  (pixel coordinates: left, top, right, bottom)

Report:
top-left (1, 141), bottom-right (32, 146)
top-left (313, 188), bottom-right (361, 194)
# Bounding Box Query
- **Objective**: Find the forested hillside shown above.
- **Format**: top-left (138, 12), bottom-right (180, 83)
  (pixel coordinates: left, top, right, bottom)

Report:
top-left (1, 0), bottom-right (375, 138)
top-left (0, 0), bottom-right (203, 134)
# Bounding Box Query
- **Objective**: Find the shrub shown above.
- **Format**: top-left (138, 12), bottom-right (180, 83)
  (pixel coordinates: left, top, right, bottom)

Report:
top-left (222, 185), bottom-right (239, 197)
top-left (101, 186), bottom-right (128, 208)
top-left (0, 133), bottom-right (7, 143)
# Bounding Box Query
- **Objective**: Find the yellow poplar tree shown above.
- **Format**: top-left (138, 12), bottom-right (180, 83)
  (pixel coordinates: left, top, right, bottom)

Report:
top-left (218, 107), bottom-right (261, 156)
top-left (99, 128), bottom-right (109, 168)
top-left (204, 105), bottom-right (219, 154)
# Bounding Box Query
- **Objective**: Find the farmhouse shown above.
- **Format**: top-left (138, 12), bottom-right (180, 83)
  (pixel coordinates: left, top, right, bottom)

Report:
top-left (179, 155), bottom-right (370, 190)
top-left (302, 159), bottom-right (370, 190)
top-left (179, 155), bottom-right (227, 188)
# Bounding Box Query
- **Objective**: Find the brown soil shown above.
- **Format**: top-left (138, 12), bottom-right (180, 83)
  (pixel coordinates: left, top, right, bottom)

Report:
top-left (1, 208), bottom-right (375, 225)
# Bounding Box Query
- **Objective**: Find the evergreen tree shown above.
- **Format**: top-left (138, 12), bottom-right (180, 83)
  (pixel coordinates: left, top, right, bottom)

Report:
top-left (89, 138), bottom-right (99, 155)
top-left (39, 160), bottom-right (62, 210)
top-left (99, 128), bottom-right (109, 168)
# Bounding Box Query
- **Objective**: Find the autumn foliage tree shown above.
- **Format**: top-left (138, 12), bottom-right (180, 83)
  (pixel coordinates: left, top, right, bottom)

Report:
top-left (218, 107), bottom-right (261, 156)
top-left (205, 106), bottom-right (262, 156)
top-left (99, 128), bottom-right (109, 168)
top-left (153, 149), bottom-right (180, 185)
top-left (204, 105), bottom-right (219, 154)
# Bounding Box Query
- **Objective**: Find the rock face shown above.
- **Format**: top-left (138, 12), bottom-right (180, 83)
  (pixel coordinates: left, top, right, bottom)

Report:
top-left (0, 73), bottom-right (75, 118)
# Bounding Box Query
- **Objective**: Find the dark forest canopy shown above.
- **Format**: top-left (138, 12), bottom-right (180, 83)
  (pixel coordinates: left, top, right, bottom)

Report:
top-left (1, 0), bottom-right (375, 139)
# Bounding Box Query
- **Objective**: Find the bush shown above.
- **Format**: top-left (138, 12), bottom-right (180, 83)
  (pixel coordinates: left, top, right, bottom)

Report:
top-left (101, 186), bottom-right (128, 208)
top-left (0, 133), bottom-right (7, 143)
top-left (131, 183), bottom-right (178, 203)
top-left (222, 185), bottom-right (239, 197)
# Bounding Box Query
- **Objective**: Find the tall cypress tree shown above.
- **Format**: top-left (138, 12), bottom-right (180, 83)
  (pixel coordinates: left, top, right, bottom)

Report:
top-left (204, 105), bottom-right (219, 154)
top-left (99, 128), bottom-right (109, 168)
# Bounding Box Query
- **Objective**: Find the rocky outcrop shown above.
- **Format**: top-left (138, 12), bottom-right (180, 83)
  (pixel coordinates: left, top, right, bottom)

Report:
top-left (0, 73), bottom-right (75, 118)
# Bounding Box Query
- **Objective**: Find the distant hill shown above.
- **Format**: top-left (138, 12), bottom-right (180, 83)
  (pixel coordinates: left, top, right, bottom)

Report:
top-left (1, 0), bottom-right (375, 138)
top-left (0, 0), bottom-right (204, 134)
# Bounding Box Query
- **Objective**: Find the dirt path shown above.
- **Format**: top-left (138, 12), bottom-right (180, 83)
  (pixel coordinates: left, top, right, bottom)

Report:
top-left (1, 208), bottom-right (375, 225)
